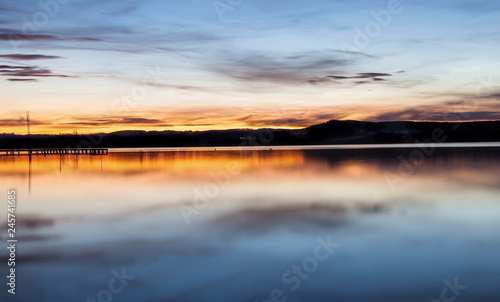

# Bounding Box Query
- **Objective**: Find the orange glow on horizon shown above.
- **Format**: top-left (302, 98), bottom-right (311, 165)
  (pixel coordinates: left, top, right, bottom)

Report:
top-left (2, 105), bottom-right (499, 135)
top-left (4, 119), bottom-right (500, 135)
top-left (0, 124), bottom-right (305, 135)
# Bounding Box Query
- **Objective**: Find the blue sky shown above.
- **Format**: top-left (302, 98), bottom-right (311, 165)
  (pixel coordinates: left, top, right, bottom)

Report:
top-left (1, 0), bottom-right (500, 133)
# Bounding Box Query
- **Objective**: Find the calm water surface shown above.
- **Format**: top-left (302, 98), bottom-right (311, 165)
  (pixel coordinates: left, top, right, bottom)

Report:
top-left (1, 146), bottom-right (499, 301)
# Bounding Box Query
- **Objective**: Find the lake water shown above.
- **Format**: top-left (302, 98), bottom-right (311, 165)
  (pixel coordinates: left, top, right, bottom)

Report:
top-left (1, 145), bottom-right (500, 301)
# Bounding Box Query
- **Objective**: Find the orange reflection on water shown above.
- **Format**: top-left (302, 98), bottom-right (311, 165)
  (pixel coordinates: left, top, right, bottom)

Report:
top-left (0, 150), bottom-right (305, 176)
top-left (1, 147), bottom-right (499, 215)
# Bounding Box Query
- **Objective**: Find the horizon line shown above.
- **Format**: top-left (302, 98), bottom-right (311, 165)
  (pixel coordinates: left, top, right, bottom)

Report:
top-left (2, 119), bottom-right (500, 136)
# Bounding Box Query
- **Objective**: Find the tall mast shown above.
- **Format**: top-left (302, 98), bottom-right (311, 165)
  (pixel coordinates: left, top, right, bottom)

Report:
top-left (27, 111), bottom-right (31, 154)
top-left (26, 111), bottom-right (32, 195)
top-left (26, 111), bottom-right (31, 135)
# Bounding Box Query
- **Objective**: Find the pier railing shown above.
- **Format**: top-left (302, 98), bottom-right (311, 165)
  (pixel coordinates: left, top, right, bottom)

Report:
top-left (0, 148), bottom-right (108, 156)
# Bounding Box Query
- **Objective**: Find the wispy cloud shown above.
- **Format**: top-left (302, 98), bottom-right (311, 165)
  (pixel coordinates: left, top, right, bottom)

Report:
top-left (0, 29), bottom-right (103, 42)
top-left (62, 117), bottom-right (165, 126)
top-left (240, 112), bottom-right (346, 128)
top-left (0, 54), bottom-right (62, 60)
top-left (0, 7), bottom-right (29, 14)
top-left (208, 51), bottom-right (350, 84)
top-left (0, 117), bottom-right (49, 127)
top-left (0, 33), bottom-right (61, 41)
top-left (370, 107), bottom-right (500, 122)
top-left (309, 73), bottom-right (392, 84)
top-left (7, 78), bottom-right (38, 82)
top-left (0, 65), bottom-right (76, 80)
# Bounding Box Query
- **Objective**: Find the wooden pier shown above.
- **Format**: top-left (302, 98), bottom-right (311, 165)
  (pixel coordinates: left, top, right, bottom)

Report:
top-left (0, 148), bottom-right (108, 156)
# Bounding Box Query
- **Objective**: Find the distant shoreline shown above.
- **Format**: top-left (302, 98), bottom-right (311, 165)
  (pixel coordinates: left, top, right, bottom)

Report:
top-left (107, 142), bottom-right (500, 152)
top-left (1, 120), bottom-right (499, 149)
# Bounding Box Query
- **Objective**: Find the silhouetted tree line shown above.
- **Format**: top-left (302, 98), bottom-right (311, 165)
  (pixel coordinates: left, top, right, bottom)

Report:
top-left (1, 120), bottom-right (499, 148)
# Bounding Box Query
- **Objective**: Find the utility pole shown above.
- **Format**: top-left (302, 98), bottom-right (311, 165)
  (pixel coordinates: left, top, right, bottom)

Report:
top-left (26, 111), bottom-right (32, 195)
top-left (26, 111), bottom-right (31, 134)
top-left (26, 111), bottom-right (31, 156)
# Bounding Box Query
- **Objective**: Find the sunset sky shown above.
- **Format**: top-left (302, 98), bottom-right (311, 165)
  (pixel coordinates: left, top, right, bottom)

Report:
top-left (1, 0), bottom-right (500, 134)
